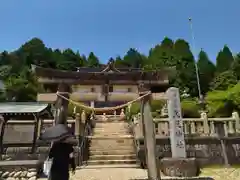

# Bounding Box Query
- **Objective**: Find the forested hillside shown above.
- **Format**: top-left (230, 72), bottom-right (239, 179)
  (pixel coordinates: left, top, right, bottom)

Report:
top-left (0, 37), bottom-right (240, 117)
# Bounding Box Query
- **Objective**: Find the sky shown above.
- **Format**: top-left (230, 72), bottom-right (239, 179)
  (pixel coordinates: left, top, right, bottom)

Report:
top-left (0, 0), bottom-right (239, 63)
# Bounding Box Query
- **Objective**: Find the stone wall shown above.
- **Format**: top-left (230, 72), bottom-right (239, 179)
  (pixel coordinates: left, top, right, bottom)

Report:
top-left (137, 137), bottom-right (240, 168)
top-left (0, 160), bottom-right (40, 180)
top-left (1, 146), bottom-right (49, 161)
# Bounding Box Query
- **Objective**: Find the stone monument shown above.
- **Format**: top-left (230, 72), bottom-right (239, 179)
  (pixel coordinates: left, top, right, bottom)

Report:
top-left (160, 87), bottom-right (199, 177)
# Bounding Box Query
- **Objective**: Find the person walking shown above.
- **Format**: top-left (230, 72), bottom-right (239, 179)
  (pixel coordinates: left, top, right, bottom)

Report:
top-left (48, 141), bottom-right (76, 180)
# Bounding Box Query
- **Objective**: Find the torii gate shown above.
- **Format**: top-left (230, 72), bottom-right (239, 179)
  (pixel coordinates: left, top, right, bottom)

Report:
top-left (55, 86), bottom-right (187, 180)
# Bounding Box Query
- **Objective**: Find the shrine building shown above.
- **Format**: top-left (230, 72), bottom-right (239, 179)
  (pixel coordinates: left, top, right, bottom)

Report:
top-left (32, 60), bottom-right (172, 111)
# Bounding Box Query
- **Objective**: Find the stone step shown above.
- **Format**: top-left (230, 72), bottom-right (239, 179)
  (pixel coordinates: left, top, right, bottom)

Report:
top-left (86, 159), bottom-right (137, 165)
top-left (89, 154), bottom-right (136, 160)
top-left (90, 138), bottom-right (134, 147)
top-left (89, 146), bottom-right (135, 151)
top-left (94, 127), bottom-right (130, 132)
top-left (79, 164), bottom-right (140, 169)
top-left (94, 122), bottom-right (129, 127)
top-left (93, 130), bottom-right (130, 135)
top-left (87, 135), bottom-right (134, 139)
top-left (93, 131), bottom-right (129, 136)
top-left (90, 149), bottom-right (135, 155)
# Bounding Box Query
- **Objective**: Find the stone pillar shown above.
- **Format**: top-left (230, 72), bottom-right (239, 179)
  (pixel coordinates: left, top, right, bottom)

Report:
top-left (201, 112), bottom-right (209, 135)
top-left (90, 101), bottom-right (95, 108)
top-left (228, 120), bottom-right (234, 134)
top-left (102, 113), bottom-right (107, 121)
top-left (120, 109), bottom-right (125, 118)
top-left (232, 112), bottom-right (240, 133)
top-left (223, 121), bottom-right (228, 137)
top-left (81, 110), bottom-right (86, 125)
top-left (166, 87), bottom-right (186, 158)
top-left (160, 87), bottom-right (198, 177)
top-left (141, 94), bottom-right (160, 180)
top-left (210, 121), bottom-right (216, 136)
top-left (55, 83), bottom-right (70, 125)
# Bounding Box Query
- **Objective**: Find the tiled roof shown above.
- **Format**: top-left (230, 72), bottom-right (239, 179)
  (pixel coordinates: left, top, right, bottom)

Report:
top-left (0, 102), bottom-right (48, 114)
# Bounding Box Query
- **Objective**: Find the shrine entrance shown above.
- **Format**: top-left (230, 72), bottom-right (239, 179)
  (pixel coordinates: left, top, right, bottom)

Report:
top-left (32, 61), bottom-right (179, 180)
top-left (55, 86), bottom-right (186, 180)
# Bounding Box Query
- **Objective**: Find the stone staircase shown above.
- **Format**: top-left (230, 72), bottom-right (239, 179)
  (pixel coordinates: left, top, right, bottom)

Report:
top-left (85, 116), bottom-right (139, 168)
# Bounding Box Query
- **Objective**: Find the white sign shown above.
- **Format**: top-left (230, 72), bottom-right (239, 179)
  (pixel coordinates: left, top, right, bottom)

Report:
top-left (166, 87), bottom-right (186, 158)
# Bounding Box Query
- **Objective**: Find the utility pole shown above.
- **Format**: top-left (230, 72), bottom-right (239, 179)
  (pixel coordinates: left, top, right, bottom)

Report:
top-left (188, 18), bottom-right (202, 100)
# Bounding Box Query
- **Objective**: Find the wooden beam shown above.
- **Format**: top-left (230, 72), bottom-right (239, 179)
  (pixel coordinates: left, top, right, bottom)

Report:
top-left (38, 78), bottom-right (169, 85)
top-left (37, 92), bottom-right (167, 102)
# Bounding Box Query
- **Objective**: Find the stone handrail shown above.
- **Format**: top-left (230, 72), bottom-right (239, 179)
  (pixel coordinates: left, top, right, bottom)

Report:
top-left (134, 112), bottom-right (240, 138)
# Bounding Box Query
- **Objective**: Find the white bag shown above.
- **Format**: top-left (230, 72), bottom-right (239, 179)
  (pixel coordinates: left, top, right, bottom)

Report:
top-left (43, 157), bottom-right (53, 177)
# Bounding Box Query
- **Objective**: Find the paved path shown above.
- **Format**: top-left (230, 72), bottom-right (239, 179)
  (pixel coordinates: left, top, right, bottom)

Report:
top-left (73, 168), bottom-right (147, 180)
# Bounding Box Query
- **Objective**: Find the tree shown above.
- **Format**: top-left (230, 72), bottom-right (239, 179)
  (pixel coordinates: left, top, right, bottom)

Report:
top-left (206, 90), bottom-right (233, 117)
top-left (206, 83), bottom-right (240, 117)
top-left (123, 48), bottom-right (146, 68)
top-left (18, 37), bottom-right (50, 67)
top-left (148, 37), bottom-right (175, 69)
top-left (0, 51), bottom-right (10, 66)
top-left (210, 70), bottom-right (237, 91)
top-left (0, 36), bottom-right (239, 109)
top-left (197, 49), bottom-right (216, 94)
top-left (216, 45), bottom-right (234, 73)
top-left (231, 53), bottom-right (240, 79)
top-left (4, 69), bottom-right (39, 102)
top-left (87, 52), bottom-right (100, 67)
top-left (172, 39), bottom-right (198, 96)
top-left (61, 49), bottom-right (82, 70)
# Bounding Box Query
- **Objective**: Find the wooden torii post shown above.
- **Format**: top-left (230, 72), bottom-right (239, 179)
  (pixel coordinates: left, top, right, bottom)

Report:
top-left (139, 83), bottom-right (161, 180)
top-left (55, 83), bottom-right (71, 125)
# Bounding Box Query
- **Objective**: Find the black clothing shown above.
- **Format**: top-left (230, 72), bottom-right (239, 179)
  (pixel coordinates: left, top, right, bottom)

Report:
top-left (49, 142), bottom-right (76, 180)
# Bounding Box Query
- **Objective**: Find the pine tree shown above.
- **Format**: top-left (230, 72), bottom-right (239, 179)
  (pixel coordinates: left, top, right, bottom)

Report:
top-left (216, 45), bottom-right (234, 73)
top-left (197, 49), bottom-right (216, 94)
top-left (87, 52), bottom-right (100, 67)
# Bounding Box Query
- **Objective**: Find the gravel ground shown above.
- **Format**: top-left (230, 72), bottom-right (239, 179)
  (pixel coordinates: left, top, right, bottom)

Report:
top-left (38, 167), bottom-right (240, 180)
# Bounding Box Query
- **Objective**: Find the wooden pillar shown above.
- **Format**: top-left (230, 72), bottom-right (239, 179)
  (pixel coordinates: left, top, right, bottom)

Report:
top-left (75, 113), bottom-right (81, 137)
top-left (0, 117), bottom-right (7, 159)
top-left (55, 83), bottom-right (70, 125)
top-left (32, 113), bottom-right (40, 153)
top-left (37, 118), bottom-right (42, 138)
top-left (141, 94), bottom-right (160, 180)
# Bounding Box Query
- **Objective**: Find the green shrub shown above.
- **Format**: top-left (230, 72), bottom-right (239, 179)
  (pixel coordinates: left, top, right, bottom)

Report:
top-left (150, 100), bottom-right (165, 112)
top-left (130, 100), bottom-right (165, 116)
top-left (206, 84), bottom-right (240, 117)
top-left (181, 99), bottom-right (200, 118)
top-left (130, 101), bottom-right (141, 115)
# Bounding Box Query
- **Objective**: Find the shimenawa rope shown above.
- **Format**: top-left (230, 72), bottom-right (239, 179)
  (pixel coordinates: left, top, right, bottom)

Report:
top-left (56, 91), bottom-right (151, 112)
